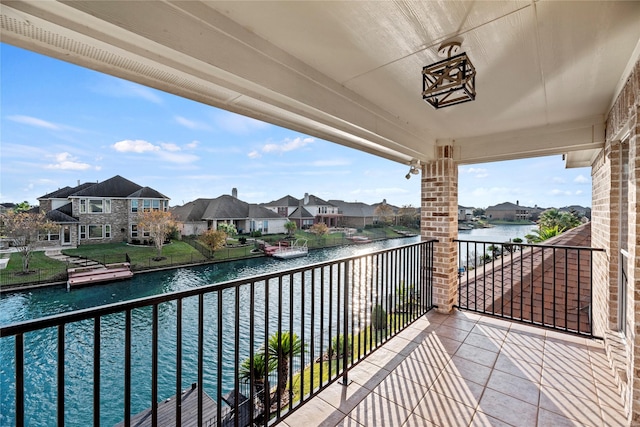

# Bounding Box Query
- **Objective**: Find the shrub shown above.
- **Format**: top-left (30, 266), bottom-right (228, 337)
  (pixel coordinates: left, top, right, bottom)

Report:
top-left (238, 236), bottom-right (247, 244)
top-left (372, 304), bottom-right (387, 330)
top-left (329, 334), bottom-right (351, 358)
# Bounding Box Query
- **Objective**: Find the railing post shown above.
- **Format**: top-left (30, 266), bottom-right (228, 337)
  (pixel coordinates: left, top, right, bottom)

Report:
top-left (340, 261), bottom-right (351, 386)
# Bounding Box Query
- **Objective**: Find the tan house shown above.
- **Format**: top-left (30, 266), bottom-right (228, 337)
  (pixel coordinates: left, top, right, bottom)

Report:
top-left (486, 201), bottom-right (533, 221)
top-left (4, 2), bottom-right (640, 425)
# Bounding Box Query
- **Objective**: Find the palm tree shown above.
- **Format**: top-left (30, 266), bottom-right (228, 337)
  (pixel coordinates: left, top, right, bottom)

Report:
top-left (284, 221), bottom-right (297, 237)
top-left (239, 349), bottom-right (273, 407)
top-left (525, 225), bottom-right (561, 243)
top-left (267, 331), bottom-right (302, 404)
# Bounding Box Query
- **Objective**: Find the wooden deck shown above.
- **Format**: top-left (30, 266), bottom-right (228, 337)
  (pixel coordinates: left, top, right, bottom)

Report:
top-left (67, 262), bottom-right (133, 288)
top-left (114, 384), bottom-right (258, 427)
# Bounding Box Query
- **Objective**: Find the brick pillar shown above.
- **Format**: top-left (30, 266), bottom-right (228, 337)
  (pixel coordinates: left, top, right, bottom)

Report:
top-left (421, 144), bottom-right (458, 313)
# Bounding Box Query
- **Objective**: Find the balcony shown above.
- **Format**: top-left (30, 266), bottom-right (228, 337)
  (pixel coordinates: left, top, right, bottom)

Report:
top-left (279, 310), bottom-right (626, 426)
top-left (0, 239), bottom-right (626, 426)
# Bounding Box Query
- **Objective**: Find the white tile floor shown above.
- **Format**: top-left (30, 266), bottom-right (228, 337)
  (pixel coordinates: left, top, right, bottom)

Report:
top-left (278, 310), bottom-right (627, 427)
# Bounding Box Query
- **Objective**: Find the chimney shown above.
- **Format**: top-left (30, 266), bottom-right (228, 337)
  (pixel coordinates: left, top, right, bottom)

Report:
top-left (304, 193), bottom-right (309, 205)
top-left (516, 200), bottom-right (519, 206)
top-left (232, 188), bottom-right (238, 198)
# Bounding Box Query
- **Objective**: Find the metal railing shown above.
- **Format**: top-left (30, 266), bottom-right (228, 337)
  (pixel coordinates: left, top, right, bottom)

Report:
top-left (456, 240), bottom-right (604, 337)
top-left (1, 240), bottom-right (436, 427)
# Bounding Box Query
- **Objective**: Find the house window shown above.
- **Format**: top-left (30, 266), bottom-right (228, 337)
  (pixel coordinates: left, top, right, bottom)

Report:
top-left (88, 199), bottom-right (111, 213)
top-left (152, 200), bottom-right (160, 211)
top-left (105, 225), bottom-right (111, 238)
top-left (163, 200), bottom-right (168, 212)
top-left (131, 224), bottom-right (138, 238)
top-left (79, 199), bottom-right (86, 214)
top-left (143, 199), bottom-right (151, 212)
top-left (131, 200), bottom-right (138, 213)
top-left (250, 220), bottom-right (256, 232)
top-left (80, 225), bottom-right (86, 239)
top-left (277, 207), bottom-right (288, 216)
top-left (88, 225), bottom-right (103, 239)
top-left (263, 221), bottom-right (268, 233)
top-left (39, 230), bottom-right (60, 241)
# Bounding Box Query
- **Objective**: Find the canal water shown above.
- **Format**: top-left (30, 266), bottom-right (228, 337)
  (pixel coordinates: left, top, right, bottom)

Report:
top-left (0, 226), bottom-right (533, 426)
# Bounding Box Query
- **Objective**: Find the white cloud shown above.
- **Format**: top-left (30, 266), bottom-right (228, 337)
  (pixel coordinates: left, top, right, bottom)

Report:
top-left (574, 174), bottom-right (589, 184)
top-left (112, 139), bottom-right (199, 164)
top-left (160, 143), bottom-right (181, 152)
top-left (44, 152), bottom-right (93, 171)
top-left (175, 116), bottom-right (212, 131)
top-left (7, 115), bottom-right (61, 130)
top-left (112, 139), bottom-right (160, 153)
top-left (462, 167), bottom-right (489, 178)
top-left (156, 151), bottom-right (200, 164)
top-left (552, 177), bottom-right (566, 184)
top-left (248, 150), bottom-right (261, 159)
top-left (186, 140), bottom-right (200, 149)
top-left (261, 137), bottom-right (314, 154)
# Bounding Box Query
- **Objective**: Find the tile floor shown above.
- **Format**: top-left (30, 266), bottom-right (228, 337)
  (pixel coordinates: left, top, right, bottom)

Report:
top-left (278, 310), bottom-right (627, 427)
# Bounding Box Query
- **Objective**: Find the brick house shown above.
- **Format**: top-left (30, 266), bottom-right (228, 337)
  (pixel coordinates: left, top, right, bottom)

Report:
top-left (38, 175), bottom-right (169, 246)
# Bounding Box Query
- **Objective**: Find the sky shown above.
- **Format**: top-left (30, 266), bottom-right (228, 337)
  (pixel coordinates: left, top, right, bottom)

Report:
top-left (1, 44), bottom-right (592, 210)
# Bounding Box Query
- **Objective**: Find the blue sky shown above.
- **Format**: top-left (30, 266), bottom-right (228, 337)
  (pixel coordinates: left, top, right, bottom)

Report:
top-left (1, 44), bottom-right (592, 209)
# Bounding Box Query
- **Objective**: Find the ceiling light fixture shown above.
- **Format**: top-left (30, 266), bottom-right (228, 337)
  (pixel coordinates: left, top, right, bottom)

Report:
top-left (422, 41), bottom-right (476, 109)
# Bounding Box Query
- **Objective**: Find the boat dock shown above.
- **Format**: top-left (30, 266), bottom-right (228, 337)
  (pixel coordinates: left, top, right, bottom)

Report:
top-left (67, 262), bottom-right (133, 288)
top-left (114, 383), bottom-right (258, 427)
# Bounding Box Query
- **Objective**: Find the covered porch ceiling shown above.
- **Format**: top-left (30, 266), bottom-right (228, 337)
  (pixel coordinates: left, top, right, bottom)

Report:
top-left (2, 1), bottom-right (640, 168)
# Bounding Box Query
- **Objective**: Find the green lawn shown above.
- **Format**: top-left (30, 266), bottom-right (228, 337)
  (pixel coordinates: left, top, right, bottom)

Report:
top-left (0, 251), bottom-right (68, 286)
top-left (62, 241), bottom-right (208, 270)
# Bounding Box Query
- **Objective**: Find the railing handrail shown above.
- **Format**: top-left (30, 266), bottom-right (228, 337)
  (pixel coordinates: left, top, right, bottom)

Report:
top-left (455, 238), bottom-right (606, 252)
top-left (1, 239), bottom-right (436, 337)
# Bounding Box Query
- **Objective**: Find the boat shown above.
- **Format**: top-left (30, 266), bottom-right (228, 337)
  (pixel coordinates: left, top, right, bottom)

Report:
top-left (347, 235), bottom-right (371, 244)
top-left (271, 239), bottom-right (308, 259)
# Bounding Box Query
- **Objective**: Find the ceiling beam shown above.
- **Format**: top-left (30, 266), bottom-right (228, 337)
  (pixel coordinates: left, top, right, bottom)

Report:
top-left (452, 117), bottom-right (605, 165)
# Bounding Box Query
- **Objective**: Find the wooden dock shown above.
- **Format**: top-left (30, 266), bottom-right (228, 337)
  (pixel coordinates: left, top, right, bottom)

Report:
top-left (67, 262), bottom-right (133, 288)
top-left (114, 383), bottom-right (257, 427)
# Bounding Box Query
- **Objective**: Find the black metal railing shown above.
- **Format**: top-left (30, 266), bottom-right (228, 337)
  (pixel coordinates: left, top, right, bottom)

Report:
top-left (456, 239), bottom-right (604, 337)
top-left (0, 240), bottom-right (436, 427)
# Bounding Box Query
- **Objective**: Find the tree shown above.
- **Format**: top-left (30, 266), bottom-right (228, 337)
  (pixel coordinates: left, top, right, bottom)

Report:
top-left (308, 222), bottom-right (328, 236)
top-left (200, 229), bottom-right (227, 252)
top-left (397, 205), bottom-right (418, 228)
top-left (217, 222), bottom-right (237, 243)
top-left (14, 201), bottom-right (31, 212)
top-left (374, 203), bottom-right (394, 225)
top-left (284, 221), bottom-right (297, 237)
top-left (1, 210), bottom-right (57, 273)
top-left (525, 225), bottom-right (561, 243)
top-left (539, 209), bottom-right (581, 232)
top-left (137, 210), bottom-right (176, 258)
top-left (268, 331), bottom-right (302, 404)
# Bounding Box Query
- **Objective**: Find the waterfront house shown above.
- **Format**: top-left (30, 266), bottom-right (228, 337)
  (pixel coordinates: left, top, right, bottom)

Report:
top-left (458, 205), bottom-right (474, 222)
top-left (37, 175), bottom-right (169, 246)
top-left (263, 193), bottom-right (342, 228)
top-left (3, 2), bottom-right (639, 425)
top-left (171, 193), bottom-right (287, 236)
top-left (327, 200), bottom-right (376, 229)
top-left (486, 201), bottom-right (533, 222)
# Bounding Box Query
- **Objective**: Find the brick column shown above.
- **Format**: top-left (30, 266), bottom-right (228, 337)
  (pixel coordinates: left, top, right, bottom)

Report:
top-left (421, 144), bottom-right (458, 313)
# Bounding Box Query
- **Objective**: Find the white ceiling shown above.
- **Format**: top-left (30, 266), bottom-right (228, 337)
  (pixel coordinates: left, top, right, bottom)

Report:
top-left (2, 0), bottom-right (639, 167)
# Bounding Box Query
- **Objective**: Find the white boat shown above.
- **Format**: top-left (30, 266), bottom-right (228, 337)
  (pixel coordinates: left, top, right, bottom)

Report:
top-left (272, 239), bottom-right (308, 259)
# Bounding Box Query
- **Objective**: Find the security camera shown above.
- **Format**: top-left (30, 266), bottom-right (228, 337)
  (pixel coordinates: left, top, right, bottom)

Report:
top-left (405, 172), bottom-right (411, 180)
